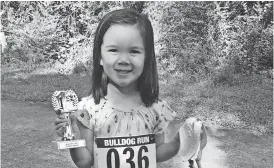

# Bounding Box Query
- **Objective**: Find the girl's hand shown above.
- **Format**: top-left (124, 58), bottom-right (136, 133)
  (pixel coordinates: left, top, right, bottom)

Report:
top-left (54, 113), bottom-right (69, 137)
top-left (54, 111), bottom-right (86, 139)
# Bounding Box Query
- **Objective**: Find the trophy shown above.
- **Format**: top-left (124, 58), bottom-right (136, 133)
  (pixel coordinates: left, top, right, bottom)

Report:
top-left (51, 90), bottom-right (86, 150)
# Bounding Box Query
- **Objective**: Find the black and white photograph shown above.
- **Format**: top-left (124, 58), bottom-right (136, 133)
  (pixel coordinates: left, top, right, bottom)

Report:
top-left (1, 1), bottom-right (273, 168)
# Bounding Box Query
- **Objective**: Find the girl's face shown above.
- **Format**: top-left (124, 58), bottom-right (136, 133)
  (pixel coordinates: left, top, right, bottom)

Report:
top-left (100, 24), bottom-right (145, 90)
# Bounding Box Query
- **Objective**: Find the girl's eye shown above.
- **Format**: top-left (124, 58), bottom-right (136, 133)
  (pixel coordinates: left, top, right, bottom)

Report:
top-left (108, 49), bottom-right (118, 52)
top-left (131, 50), bottom-right (140, 54)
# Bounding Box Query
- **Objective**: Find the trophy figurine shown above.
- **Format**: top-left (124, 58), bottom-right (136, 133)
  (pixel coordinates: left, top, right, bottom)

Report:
top-left (51, 90), bottom-right (86, 150)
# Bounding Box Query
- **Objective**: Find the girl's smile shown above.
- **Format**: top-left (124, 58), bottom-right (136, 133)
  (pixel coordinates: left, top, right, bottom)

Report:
top-left (100, 24), bottom-right (145, 90)
top-left (115, 69), bottom-right (132, 75)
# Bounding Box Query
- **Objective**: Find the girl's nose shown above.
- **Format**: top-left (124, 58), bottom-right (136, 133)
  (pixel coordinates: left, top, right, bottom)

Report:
top-left (117, 53), bottom-right (130, 65)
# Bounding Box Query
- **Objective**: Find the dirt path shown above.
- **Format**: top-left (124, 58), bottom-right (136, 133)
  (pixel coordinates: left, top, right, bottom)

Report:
top-left (1, 100), bottom-right (272, 168)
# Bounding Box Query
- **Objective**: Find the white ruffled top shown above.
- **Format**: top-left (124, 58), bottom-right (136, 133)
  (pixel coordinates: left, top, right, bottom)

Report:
top-left (75, 96), bottom-right (202, 167)
top-left (76, 96), bottom-right (177, 138)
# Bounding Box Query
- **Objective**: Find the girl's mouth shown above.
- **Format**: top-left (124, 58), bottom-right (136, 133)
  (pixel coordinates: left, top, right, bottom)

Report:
top-left (115, 69), bottom-right (132, 74)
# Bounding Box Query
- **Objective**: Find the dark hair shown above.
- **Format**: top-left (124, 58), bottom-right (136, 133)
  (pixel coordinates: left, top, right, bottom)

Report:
top-left (91, 8), bottom-right (159, 107)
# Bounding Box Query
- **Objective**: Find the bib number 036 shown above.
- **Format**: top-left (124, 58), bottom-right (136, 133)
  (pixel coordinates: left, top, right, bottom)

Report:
top-left (107, 146), bottom-right (149, 168)
top-left (96, 134), bottom-right (156, 168)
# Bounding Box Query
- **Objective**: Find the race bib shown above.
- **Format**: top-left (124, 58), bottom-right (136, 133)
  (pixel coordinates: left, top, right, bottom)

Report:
top-left (96, 134), bottom-right (156, 168)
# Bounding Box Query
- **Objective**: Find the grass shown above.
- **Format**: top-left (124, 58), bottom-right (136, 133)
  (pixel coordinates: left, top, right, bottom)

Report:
top-left (1, 72), bottom-right (91, 103)
top-left (1, 68), bottom-right (273, 134)
top-left (159, 73), bottom-right (273, 134)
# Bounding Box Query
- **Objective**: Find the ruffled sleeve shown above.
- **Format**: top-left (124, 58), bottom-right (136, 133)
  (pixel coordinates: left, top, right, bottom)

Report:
top-left (75, 96), bottom-right (95, 130)
top-left (152, 100), bottom-right (177, 134)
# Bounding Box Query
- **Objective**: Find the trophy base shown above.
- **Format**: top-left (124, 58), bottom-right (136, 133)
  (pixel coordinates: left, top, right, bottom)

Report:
top-left (52, 139), bottom-right (86, 150)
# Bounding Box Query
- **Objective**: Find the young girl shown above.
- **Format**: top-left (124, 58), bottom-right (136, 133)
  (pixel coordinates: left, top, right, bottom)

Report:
top-left (55, 9), bottom-right (206, 168)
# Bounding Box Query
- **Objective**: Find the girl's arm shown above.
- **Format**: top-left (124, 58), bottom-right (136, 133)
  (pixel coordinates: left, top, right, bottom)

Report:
top-left (69, 115), bottom-right (94, 168)
top-left (155, 132), bottom-right (180, 162)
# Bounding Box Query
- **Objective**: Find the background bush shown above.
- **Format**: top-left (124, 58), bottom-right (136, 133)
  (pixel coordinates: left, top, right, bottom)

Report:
top-left (2, 1), bottom-right (273, 77)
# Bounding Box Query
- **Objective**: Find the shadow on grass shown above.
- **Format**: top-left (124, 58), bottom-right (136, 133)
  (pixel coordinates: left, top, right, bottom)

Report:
top-left (1, 73), bottom-right (92, 103)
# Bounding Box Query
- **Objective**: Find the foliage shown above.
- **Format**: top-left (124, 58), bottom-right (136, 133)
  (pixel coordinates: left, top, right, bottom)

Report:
top-left (143, 1), bottom-right (213, 79)
top-left (1, 1), bottom-right (273, 78)
top-left (3, 2), bottom-right (92, 72)
top-left (208, 1), bottom-right (273, 77)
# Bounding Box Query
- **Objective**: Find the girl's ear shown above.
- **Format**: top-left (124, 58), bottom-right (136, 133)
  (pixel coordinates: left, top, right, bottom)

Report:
top-left (100, 59), bottom-right (103, 66)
